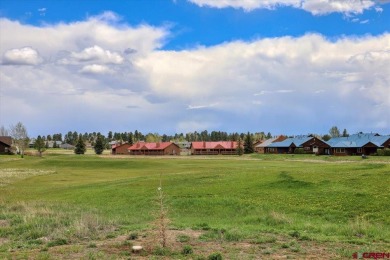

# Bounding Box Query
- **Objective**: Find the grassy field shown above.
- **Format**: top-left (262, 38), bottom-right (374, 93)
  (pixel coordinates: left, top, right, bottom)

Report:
top-left (0, 152), bottom-right (389, 259)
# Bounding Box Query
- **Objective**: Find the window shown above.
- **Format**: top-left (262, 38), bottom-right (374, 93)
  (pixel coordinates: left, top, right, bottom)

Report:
top-left (336, 148), bottom-right (345, 153)
top-left (357, 148), bottom-right (362, 153)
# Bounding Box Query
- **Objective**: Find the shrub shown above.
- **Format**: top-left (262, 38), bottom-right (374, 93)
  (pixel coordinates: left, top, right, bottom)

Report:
top-left (47, 238), bottom-right (67, 247)
top-left (176, 234), bottom-right (190, 243)
top-left (289, 231), bottom-right (300, 238)
top-left (182, 245), bottom-right (193, 255)
top-left (153, 246), bottom-right (171, 256)
top-left (294, 148), bottom-right (305, 154)
top-left (377, 148), bottom-right (390, 156)
top-left (208, 252), bottom-right (223, 260)
top-left (128, 232), bottom-right (138, 240)
top-left (194, 223), bottom-right (211, 230)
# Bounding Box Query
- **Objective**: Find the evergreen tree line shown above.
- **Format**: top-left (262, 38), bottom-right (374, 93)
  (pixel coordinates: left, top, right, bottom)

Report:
top-left (35, 126), bottom-right (351, 148)
top-left (36, 130), bottom-right (276, 146)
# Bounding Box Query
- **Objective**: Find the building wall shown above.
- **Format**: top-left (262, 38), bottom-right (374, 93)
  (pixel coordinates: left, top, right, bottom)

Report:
top-left (129, 143), bottom-right (181, 155)
top-left (382, 139), bottom-right (390, 149)
top-left (113, 144), bottom-right (131, 155)
top-left (191, 148), bottom-right (237, 155)
top-left (0, 142), bottom-right (10, 154)
top-left (301, 137), bottom-right (330, 155)
top-left (163, 144), bottom-right (181, 155)
top-left (255, 147), bottom-right (265, 153)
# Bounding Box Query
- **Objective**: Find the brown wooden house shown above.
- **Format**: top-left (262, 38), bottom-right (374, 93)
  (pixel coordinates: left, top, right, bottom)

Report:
top-left (111, 143), bottom-right (132, 155)
top-left (265, 135), bottom-right (330, 154)
top-left (327, 133), bottom-right (390, 156)
top-left (128, 142), bottom-right (180, 155)
top-left (255, 135), bottom-right (287, 153)
top-left (190, 141), bottom-right (239, 155)
top-left (0, 136), bottom-right (12, 154)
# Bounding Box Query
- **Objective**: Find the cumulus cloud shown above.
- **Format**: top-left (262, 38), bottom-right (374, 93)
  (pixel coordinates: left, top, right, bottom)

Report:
top-left (2, 47), bottom-right (43, 65)
top-left (63, 45), bottom-right (124, 64)
top-left (79, 64), bottom-right (114, 74)
top-left (137, 33), bottom-right (390, 131)
top-left (0, 12), bottom-right (168, 58)
top-left (0, 14), bottom-right (389, 135)
top-left (188, 0), bottom-right (380, 15)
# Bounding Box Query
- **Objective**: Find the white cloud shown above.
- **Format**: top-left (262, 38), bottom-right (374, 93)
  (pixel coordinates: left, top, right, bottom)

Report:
top-left (188, 0), bottom-right (380, 15)
top-left (0, 14), bottom-right (389, 135)
top-left (70, 45), bottom-right (124, 64)
top-left (0, 12), bottom-right (168, 58)
top-left (188, 0), bottom-right (301, 11)
top-left (187, 103), bottom-right (218, 109)
top-left (137, 33), bottom-right (390, 131)
top-left (2, 47), bottom-right (43, 65)
top-left (38, 7), bottom-right (47, 16)
top-left (79, 64), bottom-right (114, 74)
top-left (302, 0), bottom-right (376, 15)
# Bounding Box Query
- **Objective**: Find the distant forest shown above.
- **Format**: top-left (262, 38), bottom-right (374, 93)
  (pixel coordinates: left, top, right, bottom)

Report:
top-left (1, 124), bottom-right (353, 148)
top-left (37, 130), bottom-right (275, 146)
top-left (32, 127), bottom-right (350, 146)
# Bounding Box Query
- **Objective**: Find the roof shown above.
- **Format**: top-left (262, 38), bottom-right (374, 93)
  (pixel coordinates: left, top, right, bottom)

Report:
top-left (327, 133), bottom-right (390, 148)
top-left (0, 136), bottom-right (12, 146)
top-left (128, 142), bottom-right (178, 151)
top-left (191, 141), bottom-right (238, 149)
top-left (267, 136), bottom-right (312, 148)
top-left (111, 143), bottom-right (131, 149)
top-left (255, 136), bottom-right (284, 148)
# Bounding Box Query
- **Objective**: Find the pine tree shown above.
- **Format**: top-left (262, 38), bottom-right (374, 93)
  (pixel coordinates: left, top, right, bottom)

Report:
top-left (236, 138), bottom-right (243, 156)
top-left (342, 128), bottom-right (349, 137)
top-left (34, 135), bottom-right (46, 157)
top-left (74, 134), bottom-right (86, 154)
top-left (244, 132), bottom-right (254, 154)
top-left (94, 134), bottom-right (104, 155)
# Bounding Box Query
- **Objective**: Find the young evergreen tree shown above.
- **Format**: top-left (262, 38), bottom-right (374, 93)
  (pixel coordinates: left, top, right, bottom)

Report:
top-left (34, 135), bottom-right (46, 157)
top-left (244, 132), bottom-right (254, 154)
top-left (94, 134), bottom-right (104, 155)
top-left (342, 128), bottom-right (349, 137)
top-left (74, 134), bottom-right (86, 154)
top-left (236, 138), bottom-right (244, 156)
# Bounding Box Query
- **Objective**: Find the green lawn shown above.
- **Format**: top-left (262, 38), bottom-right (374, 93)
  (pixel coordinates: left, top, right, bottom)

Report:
top-left (0, 153), bottom-right (389, 259)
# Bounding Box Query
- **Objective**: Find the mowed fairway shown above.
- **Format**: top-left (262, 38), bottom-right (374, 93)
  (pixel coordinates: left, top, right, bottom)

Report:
top-left (1, 154), bottom-right (389, 259)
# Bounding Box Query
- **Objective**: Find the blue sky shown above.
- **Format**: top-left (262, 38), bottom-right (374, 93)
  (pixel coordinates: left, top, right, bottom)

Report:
top-left (0, 0), bottom-right (389, 137)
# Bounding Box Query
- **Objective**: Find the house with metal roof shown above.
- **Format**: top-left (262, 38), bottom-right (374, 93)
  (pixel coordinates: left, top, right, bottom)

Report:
top-left (265, 135), bottom-right (330, 154)
top-left (327, 133), bottom-right (390, 156)
top-left (255, 135), bottom-right (287, 154)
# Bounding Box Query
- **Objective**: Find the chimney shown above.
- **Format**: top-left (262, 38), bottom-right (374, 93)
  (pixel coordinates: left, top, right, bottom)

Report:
top-left (203, 141), bottom-right (206, 148)
top-left (136, 142), bottom-right (140, 148)
top-left (156, 142), bottom-right (160, 148)
top-left (231, 141), bottom-right (234, 148)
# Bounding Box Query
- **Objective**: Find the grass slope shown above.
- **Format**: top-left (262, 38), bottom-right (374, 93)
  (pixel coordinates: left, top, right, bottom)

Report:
top-left (0, 154), bottom-right (389, 259)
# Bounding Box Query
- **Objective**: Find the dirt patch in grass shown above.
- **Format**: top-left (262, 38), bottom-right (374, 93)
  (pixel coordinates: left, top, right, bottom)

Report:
top-left (0, 219), bottom-right (10, 227)
top-left (2, 228), bottom-right (387, 259)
